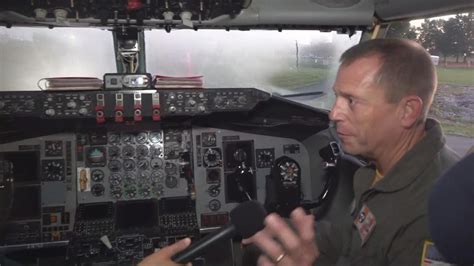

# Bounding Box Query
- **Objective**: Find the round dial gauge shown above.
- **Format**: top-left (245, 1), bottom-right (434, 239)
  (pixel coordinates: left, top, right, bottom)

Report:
top-left (108, 146), bottom-right (120, 158)
top-left (209, 199), bottom-right (221, 212)
top-left (149, 132), bottom-right (162, 143)
top-left (202, 133), bottom-right (217, 147)
top-left (42, 160), bottom-right (65, 181)
top-left (150, 145), bottom-right (162, 158)
top-left (203, 148), bottom-right (221, 167)
top-left (279, 161), bottom-right (300, 184)
top-left (108, 133), bottom-right (120, 144)
top-left (110, 186), bottom-right (122, 199)
top-left (137, 145), bottom-right (149, 158)
top-left (123, 159), bottom-right (136, 171)
top-left (257, 149), bottom-right (274, 168)
top-left (150, 158), bottom-right (163, 169)
top-left (137, 171), bottom-right (150, 185)
top-left (151, 170), bottom-right (165, 183)
top-left (208, 184), bottom-right (221, 197)
top-left (91, 169), bottom-right (105, 182)
top-left (165, 176), bottom-right (178, 188)
top-left (122, 145), bottom-right (135, 158)
top-left (109, 173), bottom-right (122, 186)
top-left (125, 173), bottom-right (137, 185)
top-left (121, 133), bottom-right (134, 144)
top-left (137, 159), bottom-right (149, 170)
top-left (108, 160), bottom-right (122, 172)
top-left (138, 186), bottom-right (151, 197)
top-left (91, 184), bottom-right (105, 197)
top-left (124, 184), bottom-right (137, 199)
top-left (136, 132), bottom-right (148, 144)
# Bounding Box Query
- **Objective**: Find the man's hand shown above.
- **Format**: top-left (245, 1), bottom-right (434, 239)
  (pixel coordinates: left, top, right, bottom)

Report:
top-left (243, 208), bottom-right (319, 266)
top-left (138, 238), bottom-right (192, 266)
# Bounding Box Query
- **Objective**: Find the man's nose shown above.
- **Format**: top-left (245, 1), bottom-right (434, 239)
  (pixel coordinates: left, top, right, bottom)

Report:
top-left (329, 100), bottom-right (342, 122)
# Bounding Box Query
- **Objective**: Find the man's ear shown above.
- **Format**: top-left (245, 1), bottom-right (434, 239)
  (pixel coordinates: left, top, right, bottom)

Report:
top-left (398, 95), bottom-right (423, 128)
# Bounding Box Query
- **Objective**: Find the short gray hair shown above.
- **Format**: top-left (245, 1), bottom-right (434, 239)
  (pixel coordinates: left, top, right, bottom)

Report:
top-left (340, 39), bottom-right (437, 121)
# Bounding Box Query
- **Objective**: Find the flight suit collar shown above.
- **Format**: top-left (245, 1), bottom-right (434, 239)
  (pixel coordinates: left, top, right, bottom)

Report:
top-left (354, 119), bottom-right (446, 195)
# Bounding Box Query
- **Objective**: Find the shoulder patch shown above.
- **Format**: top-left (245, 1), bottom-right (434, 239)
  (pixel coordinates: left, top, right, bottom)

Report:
top-left (353, 204), bottom-right (376, 246)
top-left (420, 240), bottom-right (455, 266)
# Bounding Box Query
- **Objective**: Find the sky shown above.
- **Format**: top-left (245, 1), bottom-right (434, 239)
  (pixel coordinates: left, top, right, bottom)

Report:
top-left (410, 14), bottom-right (457, 27)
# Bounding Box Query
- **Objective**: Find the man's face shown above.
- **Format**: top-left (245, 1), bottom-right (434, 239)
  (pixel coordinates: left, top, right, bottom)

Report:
top-left (330, 56), bottom-right (400, 159)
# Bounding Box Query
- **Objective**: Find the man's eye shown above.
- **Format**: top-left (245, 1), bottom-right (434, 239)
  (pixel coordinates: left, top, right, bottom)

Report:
top-left (348, 97), bottom-right (355, 105)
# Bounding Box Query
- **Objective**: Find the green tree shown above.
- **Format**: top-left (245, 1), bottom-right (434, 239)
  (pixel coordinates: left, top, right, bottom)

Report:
top-left (441, 17), bottom-right (466, 63)
top-left (459, 13), bottom-right (473, 63)
top-left (385, 21), bottom-right (418, 39)
top-left (417, 19), bottom-right (444, 55)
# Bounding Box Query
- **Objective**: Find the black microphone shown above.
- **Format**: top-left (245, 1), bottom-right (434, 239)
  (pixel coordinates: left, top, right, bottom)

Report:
top-left (428, 153), bottom-right (474, 265)
top-left (172, 200), bottom-right (267, 263)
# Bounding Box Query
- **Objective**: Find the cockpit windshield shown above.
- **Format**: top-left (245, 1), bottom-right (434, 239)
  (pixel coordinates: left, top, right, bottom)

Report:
top-left (0, 27), bottom-right (362, 110)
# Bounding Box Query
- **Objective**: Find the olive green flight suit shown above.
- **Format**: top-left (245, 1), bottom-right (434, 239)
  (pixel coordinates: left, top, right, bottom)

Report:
top-left (316, 119), bottom-right (460, 266)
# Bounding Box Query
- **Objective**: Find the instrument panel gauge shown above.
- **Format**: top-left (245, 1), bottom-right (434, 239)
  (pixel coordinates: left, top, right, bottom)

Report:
top-left (124, 184), bottom-right (137, 199)
top-left (121, 133), bottom-right (134, 144)
top-left (91, 184), bottom-right (105, 197)
top-left (278, 160), bottom-right (300, 186)
top-left (122, 145), bottom-right (135, 158)
top-left (123, 159), bottom-right (135, 171)
top-left (45, 140), bottom-right (63, 157)
top-left (209, 199), bottom-right (221, 212)
top-left (165, 176), bottom-right (178, 188)
top-left (208, 184), bottom-right (221, 197)
top-left (137, 145), bottom-right (149, 158)
top-left (42, 159), bottom-right (65, 181)
top-left (137, 159), bottom-right (149, 170)
top-left (256, 149), bottom-right (275, 168)
top-left (149, 132), bottom-right (162, 143)
top-left (151, 170), bottom-right (165, 183)
top-left (109, 173), bottom-right (122, 186)
top-left (150, 145), bottom-right (162, 158)
top-left (203, 148), bottom-right (222, 167)
top-left (138, 186), bottom-right (151, 197)
top-left (108, 146), bottom-right (120, 158)
top-left (110, 186), bottom-right (122, 199)
top-left (137, 171), bottom-right (150, 184)
top-left (86, 147), bottom-right (106, 167)
top-left (136, 132), bottom-right (148, 144)
top-left (108, 133), bottom-right (121, 144)
top-left (91, 169), bottom-right (105, 182)
top-left (150, 158), bottom-right (164, 169)
top-left (202, 132), bottom-right (217, 147)
top-left (108, 160), bottom-right (122, 172)
top-left (125, 173), bottom-right (137, 185)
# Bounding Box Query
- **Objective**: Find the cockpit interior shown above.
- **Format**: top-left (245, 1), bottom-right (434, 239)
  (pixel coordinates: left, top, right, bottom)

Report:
top-left (0, 0), bottom-right (472, 265)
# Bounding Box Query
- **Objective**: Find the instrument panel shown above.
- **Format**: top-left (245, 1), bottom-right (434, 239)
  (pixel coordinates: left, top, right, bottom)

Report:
top-left (0, 88), bottom-right (329, 265)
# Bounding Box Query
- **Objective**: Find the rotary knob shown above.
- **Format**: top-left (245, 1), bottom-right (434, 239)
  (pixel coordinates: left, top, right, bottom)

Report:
top-left (238, 96), bottom-right (247, 104)
top-left (214, 96), bottom-right (227, 108)
top-left (67, 101), bottom-right (77, 109)
top-left (0, 101), bottom-right (5, 109)
top-left (169, 106), bottom-right (177, 113)
top-left (78, 108), bottom-right (88, 115)
top-left (187, 99), bottom-right (196, 107)
top-left (45, 108), bottom-right (56, 116)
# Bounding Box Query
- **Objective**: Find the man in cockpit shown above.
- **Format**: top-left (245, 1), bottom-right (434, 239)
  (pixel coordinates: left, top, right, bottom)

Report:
top-left (138, 39), bottom-right (460, 266)
top-left (245, 38), bottom-right (460, 266)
